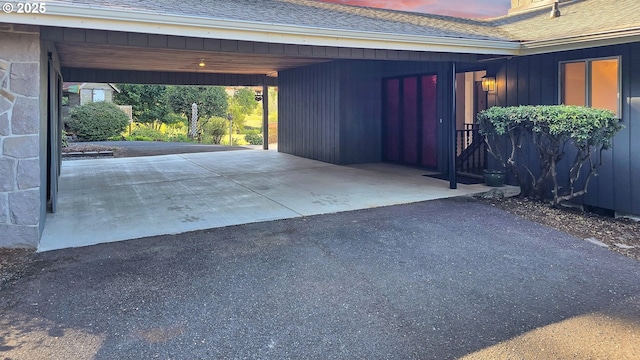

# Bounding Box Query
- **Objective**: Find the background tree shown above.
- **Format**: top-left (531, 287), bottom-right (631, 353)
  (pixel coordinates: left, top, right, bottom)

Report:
top-left (227, 88), bottom-right (259, 131)
top-left (113, 84), bottom-right (170, 129)
top-left (200, 116), bottom-right (228, 144)
top-left (165, 86), bottom-right (228, 119)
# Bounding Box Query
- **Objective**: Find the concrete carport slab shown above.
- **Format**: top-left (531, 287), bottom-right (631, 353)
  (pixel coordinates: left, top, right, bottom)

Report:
top-left (38, 150), bottom-right (491, 251)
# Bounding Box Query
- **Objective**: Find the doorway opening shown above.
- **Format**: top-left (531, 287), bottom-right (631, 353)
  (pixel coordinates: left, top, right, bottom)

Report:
top-left (455, 70), bottom-right (488, 178)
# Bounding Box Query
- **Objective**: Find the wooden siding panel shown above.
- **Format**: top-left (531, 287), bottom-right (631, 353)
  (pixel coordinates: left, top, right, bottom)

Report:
top-left (278, 61), bottom-right (341, 163)
top-left (628, 44), bottom-right (640, 214)
top-left (128, 33), bottom-right (148, 47)
top-left (351, 48), bottom-right (364, 59)
top-left (268, 43), bottom-right (285, 55)
top-left (528, 55), bottom-right (542, 105)
top-left (221, 40), bottom-right (238, 52)
top-left (338, 48), bottom-right (352, 58)
top-left (363, 49), bottom-right (376, 59)
top-left (299, 45), bottom-right (313, 57)
top-left (495, 61), bottom-right (507, 108)
top-left (492, 43), bottom-right (639, 214)
top-left (63, 28), bottom-right (85, 43)
top-left (167, 36), bottom-right (186, 49)
top-left (340, 61), bottom-right (383, 164)
top-left (203, 38), bottom-right (221, 51)
top-left (326, 47), bottom-right (339, 58)
top-left (313, 46), bottom-right (327, 57)
top-left (517, 57), bottom-right (529, 105)
top-left (505, 60), bottom-right (518, 107)
top-left (186, 37), bottom-right (204, 50)
top-left (61, 68), bottom-right (276, 86)
top-left (86, 30), bottom-right (108, 44)
top-left (284, 44), bottom-right (299, 56)
top-left (107, 32), bottom-right (128, 45)
top-left (149, 35), bottom-right (168, 48)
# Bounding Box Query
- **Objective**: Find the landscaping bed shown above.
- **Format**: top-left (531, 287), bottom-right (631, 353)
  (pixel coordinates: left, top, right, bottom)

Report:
top-left (477, 196), bottom-right (640, 260)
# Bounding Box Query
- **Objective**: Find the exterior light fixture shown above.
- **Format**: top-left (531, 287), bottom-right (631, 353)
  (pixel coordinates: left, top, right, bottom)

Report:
top-left (254, 90), bottom-right (263, 102)
top-left (481, 75), bottom-right (496, 92)
top-left (198, 59), bottom-right (206, 67)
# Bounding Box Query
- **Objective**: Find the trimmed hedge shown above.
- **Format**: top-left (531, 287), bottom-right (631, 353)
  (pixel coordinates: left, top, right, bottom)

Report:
top-left (68, 102), bottom-right (129, 141)
top-left (477, 105), bottom-right (622, 206)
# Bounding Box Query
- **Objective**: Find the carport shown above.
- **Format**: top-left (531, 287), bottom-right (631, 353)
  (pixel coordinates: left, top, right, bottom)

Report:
top-left (0, 0), bottom-right (520, 248)
top-left (39, 149), bottom-right (492, 251)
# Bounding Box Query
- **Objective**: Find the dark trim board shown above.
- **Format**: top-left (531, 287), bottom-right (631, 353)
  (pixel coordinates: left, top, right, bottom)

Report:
top-left (62, 68), bottom-right (278, 86)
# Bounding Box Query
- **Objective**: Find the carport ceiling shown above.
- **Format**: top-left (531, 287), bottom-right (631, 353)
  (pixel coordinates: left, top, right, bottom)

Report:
top-left (55, 43), bottom-right (330, 75)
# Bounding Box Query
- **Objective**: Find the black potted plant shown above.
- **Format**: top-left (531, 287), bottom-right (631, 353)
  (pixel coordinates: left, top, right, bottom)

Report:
top-left (483, 168), bottom-right (506, 187)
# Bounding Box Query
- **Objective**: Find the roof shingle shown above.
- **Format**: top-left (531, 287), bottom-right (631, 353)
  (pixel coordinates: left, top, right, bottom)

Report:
top-left (50, 0), bottom-right (509, 41)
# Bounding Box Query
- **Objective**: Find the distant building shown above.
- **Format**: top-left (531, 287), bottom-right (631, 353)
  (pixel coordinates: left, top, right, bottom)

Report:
top-left (62, 83), bottom-right (131, 123)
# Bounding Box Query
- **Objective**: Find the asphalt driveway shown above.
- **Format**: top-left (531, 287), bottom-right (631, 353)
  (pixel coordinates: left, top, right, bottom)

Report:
top-left (2, 198), bottom-right (639, 359)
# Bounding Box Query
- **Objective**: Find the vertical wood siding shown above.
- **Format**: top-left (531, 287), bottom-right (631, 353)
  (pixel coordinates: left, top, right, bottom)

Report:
top-left (490, 43), bottom-right (640, 215)
top-left (279, 61), bottom-right (341, 163)
top-left (339, 61), bottom-right (384, 164)
top-left (279, 60), bottom-right (455, 167)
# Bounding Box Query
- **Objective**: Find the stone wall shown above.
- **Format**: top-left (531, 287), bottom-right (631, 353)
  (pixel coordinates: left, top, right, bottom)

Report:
top-left (0, 25), bottom-right (41, 248)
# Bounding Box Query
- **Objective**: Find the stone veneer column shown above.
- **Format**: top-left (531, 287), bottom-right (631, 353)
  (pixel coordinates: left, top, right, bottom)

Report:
top-left (0, 25), bottom-right (41, 248)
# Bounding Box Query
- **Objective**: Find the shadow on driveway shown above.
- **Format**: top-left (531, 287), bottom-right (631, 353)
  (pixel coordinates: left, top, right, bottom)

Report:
top-left (2, 198), bottom-right (639, 359)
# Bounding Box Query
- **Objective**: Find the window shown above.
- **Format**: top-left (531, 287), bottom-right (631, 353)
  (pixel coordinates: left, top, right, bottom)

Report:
top-left (92, 89), bottom-right (106, 102)
top-left (560, 57), bottom-right (620, 116)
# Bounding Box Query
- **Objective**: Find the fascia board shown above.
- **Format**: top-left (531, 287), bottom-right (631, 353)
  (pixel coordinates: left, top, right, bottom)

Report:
top-left (519, 28), bottom-right (640, 56)
top-left (0, 2), bottom-right (520, 56)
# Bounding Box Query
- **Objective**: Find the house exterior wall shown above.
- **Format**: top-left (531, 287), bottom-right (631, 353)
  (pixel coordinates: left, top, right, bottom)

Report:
top-left (488, 42), bottom-right (640, 215)
top-left (279, 59), bottom-right (457, 170)
top-left (0, 25), bottom-right (42, 247)
top-left (278, 61), bottom-right (342, 163)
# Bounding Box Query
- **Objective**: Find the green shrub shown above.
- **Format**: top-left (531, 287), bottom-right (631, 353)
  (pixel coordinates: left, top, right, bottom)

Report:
top-left (167, 134), bottom-right (192, 143)
top-left (127, 135), bottom-right (154, 142)
top-left (477, 105), bottom-right (623, 206)
top-left (202, 116), bottom-right (228, 144)
top-left (126, 126), bottom-right (167, 141)
top-left (61, 129), bottom-right (68, 148)
top-left (68, 102), bottom-right (129, 141)
top-left (243, 126), bottom-right (261, 135)
top-left (244, 133), bottom-right (263, 145)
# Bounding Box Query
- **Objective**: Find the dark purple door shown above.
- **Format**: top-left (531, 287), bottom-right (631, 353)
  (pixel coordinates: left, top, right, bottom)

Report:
top-left (383, 75), bottom-right (438, 167)
top-left (421, 75), bottom-right (438, 168)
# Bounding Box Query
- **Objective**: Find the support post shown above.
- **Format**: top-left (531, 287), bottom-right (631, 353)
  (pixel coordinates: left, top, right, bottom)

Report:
top-left (449, 62), bottom-right (458, 189)
top-left (262, 85), bottom-right (269, 150)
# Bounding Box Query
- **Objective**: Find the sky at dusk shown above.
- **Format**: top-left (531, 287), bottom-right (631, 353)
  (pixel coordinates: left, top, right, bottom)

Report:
top-left (316, 0), bottom-right (512, 18)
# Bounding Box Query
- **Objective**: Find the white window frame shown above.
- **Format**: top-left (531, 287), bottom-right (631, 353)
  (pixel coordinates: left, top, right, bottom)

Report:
top-left (558, 56), bottom-right (621, 117)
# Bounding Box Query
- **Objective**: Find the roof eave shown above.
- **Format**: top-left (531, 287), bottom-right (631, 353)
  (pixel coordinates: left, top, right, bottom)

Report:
top-left (0, 2), bottom-right (520, 56)
top-left (519, 27), bottom-right (640, 56)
